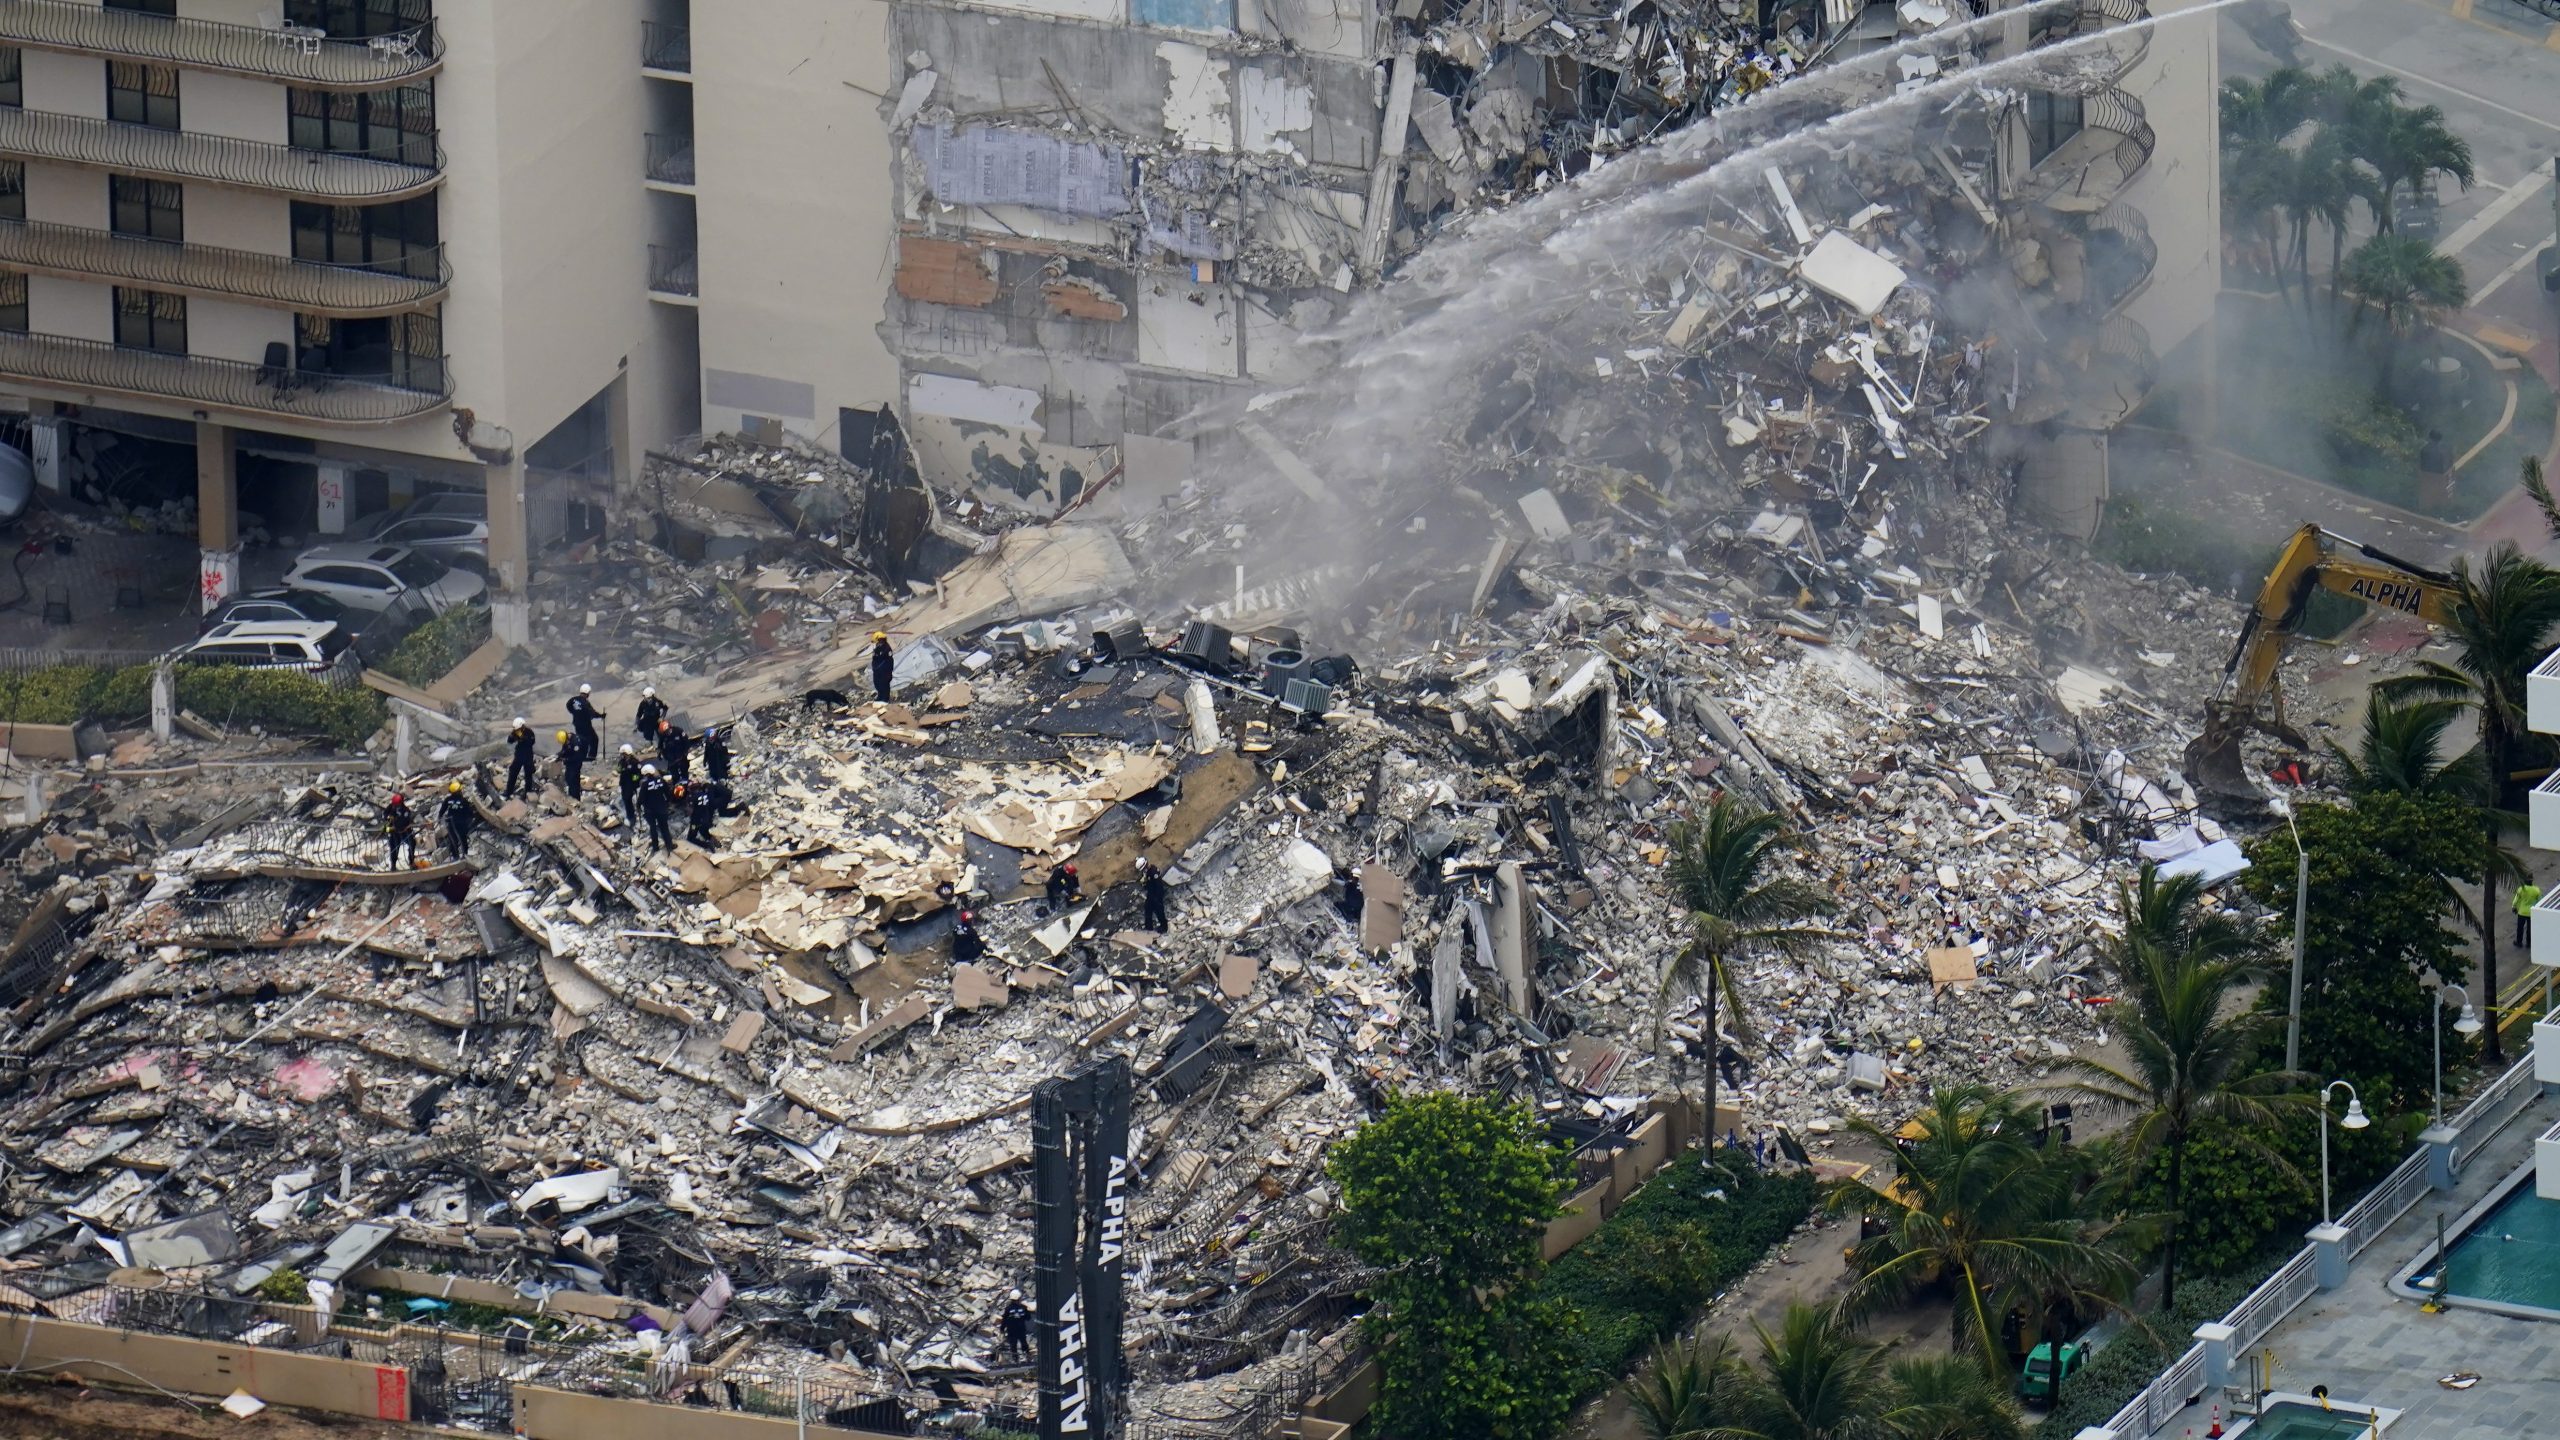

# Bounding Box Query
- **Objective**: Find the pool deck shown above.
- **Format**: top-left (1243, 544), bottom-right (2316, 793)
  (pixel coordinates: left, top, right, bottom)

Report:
top-left (2148, 1086), bottom-right (2560, 1440)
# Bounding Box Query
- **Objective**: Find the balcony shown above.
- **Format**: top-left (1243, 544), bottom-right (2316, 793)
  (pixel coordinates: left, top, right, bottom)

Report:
top-left (644, 132), bottom-right (694, 189)
top-left (2536, 885), bottom-right (2560, 971)
top-left (2012, 86), bottom-right (2155, 215)
top-left (2535, 771), bottom-right (2560, 853)
top-left (0, 219), bottom-right (446, 317)
top-left (0, 330), bottom-right (450, 426)
top-left (642, 21), bottom-right (690, 76)
top-left (0, 108), bottom-right (441, 201)
top-left (647, 243), bottom-right (697, 302)
top-left (0, 0), bottom-right (440, 91)
top-left (2533, 648), bottom-right (2560, 736)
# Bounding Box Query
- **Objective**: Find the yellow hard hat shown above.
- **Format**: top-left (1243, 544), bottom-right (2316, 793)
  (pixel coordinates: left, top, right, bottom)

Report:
top-left (447, 780), bottom-right (462, 793)
top-left (872, 631), bottom-right (889, 642)
top-left (556, 730), bottom-right (569, 743)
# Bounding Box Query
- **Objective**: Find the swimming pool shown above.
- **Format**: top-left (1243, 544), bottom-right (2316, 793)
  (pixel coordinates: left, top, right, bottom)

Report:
top-left (2235, 1394), bottom-right (2398, 1438)
top-left (2388, 1162), bottom-right (2560, 1320)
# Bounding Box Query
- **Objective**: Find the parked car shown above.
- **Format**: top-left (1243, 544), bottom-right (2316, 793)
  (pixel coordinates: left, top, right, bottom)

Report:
top-left (368, 512), bottom-right (489, 566)
top-left (175, 620), bottom-right (355, 674)
top-left (0, 438), bottom-right (32, 524)
top-left (283, 543), bottom-right (484, 614)
top-left (356, 490), bottom-right (486, 540)
top-left (2017, 1338), bottom-right (2089, 1407)
top-left (198, 587), bottom-right (417, 661)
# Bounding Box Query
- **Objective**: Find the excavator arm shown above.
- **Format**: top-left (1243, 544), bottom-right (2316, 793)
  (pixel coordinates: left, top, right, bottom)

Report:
top-left (2185, 523), bottom-right (2460, 798)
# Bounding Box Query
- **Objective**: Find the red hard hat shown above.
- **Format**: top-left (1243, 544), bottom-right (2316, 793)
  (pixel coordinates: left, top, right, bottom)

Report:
top-left (390, 793), bottom-right (405, 804)
top-left (960, 911), bottom-right (975, 924)
top-left (1062, 862), bottom-right (1077, 875)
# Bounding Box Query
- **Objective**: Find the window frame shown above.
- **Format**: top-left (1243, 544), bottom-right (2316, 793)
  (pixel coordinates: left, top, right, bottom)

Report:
top-left (288, 82), bottom-right (436, 168)
top-left (0, 48), bottom-right (21, 111)
top-left (0, 271), bottom-right (26, 336)
top-left (112, 286), bottom-right (187, 355)
top-left (285, 0), bottom-right (432, 39)
top-left (109, 175), bottom-right (184, 244)
top-left (107, 61), bottom-right (181, 132)
top-left (290, 196), bottom-right (439, 278)
top-left (0, 161), bottom-right (24, 224)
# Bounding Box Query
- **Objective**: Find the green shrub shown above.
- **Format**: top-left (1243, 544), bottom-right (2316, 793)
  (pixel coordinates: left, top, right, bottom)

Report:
top-left (2316, 381), bottom-right (2422, 469)
top-left (1534, 1156), bottom-right (1816, 1400)
top-left (375, 604), bottom-right (493, 689)
top-left (173, 666), bottom-right (387, 748)
top-left (2090, 499), bottom-right (2278, 601)
top-left (255, 1269), bottom-right (311, 1304)
top-left (2043, 1270), bottom-right (2276, 1433)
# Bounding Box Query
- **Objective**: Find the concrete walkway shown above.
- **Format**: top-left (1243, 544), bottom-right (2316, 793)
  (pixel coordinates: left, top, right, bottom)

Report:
top-left (2146, 1088), bottom-right (2560, 1439)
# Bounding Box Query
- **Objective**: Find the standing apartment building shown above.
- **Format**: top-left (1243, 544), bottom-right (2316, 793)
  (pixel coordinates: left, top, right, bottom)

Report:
top-left (0, 0), bottom-right (689, 643)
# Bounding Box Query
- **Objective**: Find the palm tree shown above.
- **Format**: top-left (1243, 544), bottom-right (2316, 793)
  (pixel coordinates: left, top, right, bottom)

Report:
top-left (2056, 884), bottom-right (2302, 1308)
top-left (2118, 863), bottom-right (2264, 972)
top-left (2377, 544), bottom-right (2560, 1063)
top-left (2220, 66), bottom-right (2319, 148)
top-left (2363, 102), bottom-right (2475, 231)
top-left (1661, 796), bottom-right (1834, 1148)
top-left (2273, 135), bottom-right (2352, 300)
top-left (2340, 233), bottom-right (2468, 339)
top-left (2327, 690), bottom-right (2486, 799)
top-left (1629, 1333), bottom-right (1747, 1440)
top-left (2221, 142), bottom-right (2293, 297)
top-left (1829, 1088), bottom-right (2139, 1368)
top-left (1882, 1356), bottom-right (2029, 1440)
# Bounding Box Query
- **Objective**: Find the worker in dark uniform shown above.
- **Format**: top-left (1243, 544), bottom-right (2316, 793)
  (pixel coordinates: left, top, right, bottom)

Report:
top-left (567, 683), bottom-right (603, 761)
top-left (634, 685), bottom-right (667, 743)
top-left (383, 793), bottom-right (416, 871)
top-left (999, 1295), bottom-right (1031, 1363)
top-left (617, 744), bottom-right (644, 825)
top-left (952, 910), bottom-right (987, 964)
top-left (438, 780), bottom-right (474, 861)
top-left (687, 778), bottom-right (721, 849)
top-left (1337, 866), bottom-right (1364, 924)
top-left (1044, 861), bottom-right (1083, 914)
top-left (703, 725), bottom-right (733, 783)
top-left (870, 631), bottom-right (896, 703)
top-left (555, 730), bottom-right (585, 800)
top-left (504, 716), bottom-right (539, 798)
top-left (1138, 856), bottom-right (1170, 932)
top-left (657, 718), bottom-right (693, 782)
top-left (637, 764), bottom-right (674, 853)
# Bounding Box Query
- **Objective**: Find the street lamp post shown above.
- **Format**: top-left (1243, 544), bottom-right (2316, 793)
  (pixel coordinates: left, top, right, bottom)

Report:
top-left (2280, 801), bottom-right (2308, 1074)
top-left (2434, 984), bottom-right (2485, 1125)
top-left (2319, 1079), bottom-right (2371, 1226)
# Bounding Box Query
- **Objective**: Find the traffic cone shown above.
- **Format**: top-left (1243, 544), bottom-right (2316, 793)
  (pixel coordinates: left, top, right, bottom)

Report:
top-left (2209, 1406), bottom-right (2225, 1438)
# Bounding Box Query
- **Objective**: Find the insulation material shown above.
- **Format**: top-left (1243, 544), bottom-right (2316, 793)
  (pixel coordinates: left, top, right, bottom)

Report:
top-left (907, 374), bottom-right (1044, 432)
top-left (913, 124), bottom-right (1131, 217)
top-left (894, 236), bottom-right (1000, 308)
top-left (1137, 274), bottom-right (1240, 377)
top-left (1238, 66), bottom-right (1315, 158)
top-left (1159, 42), bottom-right (1236, 152)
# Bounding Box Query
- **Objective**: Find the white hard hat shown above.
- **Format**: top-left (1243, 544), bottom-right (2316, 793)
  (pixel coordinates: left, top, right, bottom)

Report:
top-left (621, 743), bottom-right (635, 755)
top-left (643, 763), bottom-right (658, 775)
top-left (579, 683), bottom-right (592, 694)
top-left (643, 685), bottom-right (657, 697)
top-left (514, 716), bottom-right (527, 727)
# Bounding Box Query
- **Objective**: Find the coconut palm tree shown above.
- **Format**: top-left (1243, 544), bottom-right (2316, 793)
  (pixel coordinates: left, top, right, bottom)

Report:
top-left (2362, 102), bottom-right (2475, 231)
top-left (2327, 690), bottom-right (2487, 800)
top-left (2055, 890), bottom-right (2302, 1308)
top-left (2377, 545), bottom-right (2560, 1063)
top-left (1829, 1088), bottom-right (2139, 1369)
top-left (2220, 66), bottom-right (2319, 148)
top-left (1691, 1304), bottom-right (2031, 1440)
top-left (1661, 795), bottom-right (1834, 1148)
top-left (2220, 142), bottom-right (2293, 297)
top-left (2118, 862), bottom-right (2266, 973)
top-left (1629, 1333), bottom-right (1747, 1440)
top-left (2273, 135), bottom-right (2353, 299)
top-left (1882, 1356), bottom-right (2030, 1440)
top-left (2340, 233), bottom-right (2468, 340)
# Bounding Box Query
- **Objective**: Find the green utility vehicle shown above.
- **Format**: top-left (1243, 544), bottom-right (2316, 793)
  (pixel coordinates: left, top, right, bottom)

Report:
top-left (2018, 1339), bottom-right (2089, 1408)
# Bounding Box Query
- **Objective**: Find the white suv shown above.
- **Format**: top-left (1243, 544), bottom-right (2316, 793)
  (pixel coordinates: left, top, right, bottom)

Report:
top-left (177, 620), bottom-right (355, 673)
top-left (283, 543), bottom-right (485, 614)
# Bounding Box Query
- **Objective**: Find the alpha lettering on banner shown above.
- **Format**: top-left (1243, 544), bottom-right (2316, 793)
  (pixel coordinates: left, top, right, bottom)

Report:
top-left (1060, 1288), bottom-right (1090, 1433)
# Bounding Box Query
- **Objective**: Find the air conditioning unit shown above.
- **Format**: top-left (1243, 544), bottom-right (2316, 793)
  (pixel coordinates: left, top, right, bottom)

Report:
top-left (1281, 678), bottom-right (1332, 715)
top-left (1177, 620), bottom-right (1234, 669)
top-left (1263, 648), bottom-right (1313, 692)
top-left (1092, 621), bottom-right (1148, 664)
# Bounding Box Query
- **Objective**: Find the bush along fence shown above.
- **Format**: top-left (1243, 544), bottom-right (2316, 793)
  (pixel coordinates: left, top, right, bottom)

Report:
top-left (0, 651), bottom-right (384, 750)
top-left (372, 604), bottom-right (492, 690)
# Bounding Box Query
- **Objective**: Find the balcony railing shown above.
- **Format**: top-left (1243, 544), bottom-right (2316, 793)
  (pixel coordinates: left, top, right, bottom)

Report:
top-left (0, 108), bottom-right (442, 201)
top-left (644, 132), bottom-right (695, 187)
top-left (2532, 647), bottom-right (2560, 736)
top-left (642, 20), bottom-right (690, 73)
top-left (0, 0), bottom-right (440, 90)
top-left (0, 219), bottom-right (446, 316)
top-left (0, 330), bottom-right (451, 425)
top-left (647, 244), bottom-right (697, 297)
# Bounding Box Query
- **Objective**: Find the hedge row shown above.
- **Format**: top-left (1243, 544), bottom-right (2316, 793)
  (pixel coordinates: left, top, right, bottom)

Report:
top-left (0, 662), bottom-right (385, 749)
top-left (373, 604), bottom-right (492, 690)
top-left (1534, 1155), bottom-right (1816, 1400)
top-left (2040, 1267), bottom-right (2284, 1434)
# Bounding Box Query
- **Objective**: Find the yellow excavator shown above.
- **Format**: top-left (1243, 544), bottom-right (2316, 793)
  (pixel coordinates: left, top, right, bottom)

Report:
top-left (2184, 523), bottom-right (2462, 799)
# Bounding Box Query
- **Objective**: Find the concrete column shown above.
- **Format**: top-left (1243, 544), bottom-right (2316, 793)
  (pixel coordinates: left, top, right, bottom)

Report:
top-left (2308, 1222), bottom-right (2350, 1289)
top-left (27, 402), bottom-right (61, 494)
top-left (486, 455), bottom-right (530, 647)
top-left (315, 459), bottom-right (351, 536)
top-left (196, 420), bottom-right (240, 613)
top-left (2193, 1321), bottom-right (2237, 1393)
top-left (394, 711), bottom-right (414, 776)
top-left (150, 663), bottom-right (173, 742)
top-left (2423, 1123), bottom-right (2461, 1191)
top-left (1492, 860), bottom-right (1532, 1017)
top-left (19, 771), bottom-right (42, 824)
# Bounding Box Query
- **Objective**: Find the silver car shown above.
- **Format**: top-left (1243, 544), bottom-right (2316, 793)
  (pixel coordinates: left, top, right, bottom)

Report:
top-left (283, 543), bottom-right (485, 614)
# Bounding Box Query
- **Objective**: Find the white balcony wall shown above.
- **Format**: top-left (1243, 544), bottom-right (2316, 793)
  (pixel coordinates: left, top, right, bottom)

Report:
top-left (2531, 649), bottom-right (2560, 736)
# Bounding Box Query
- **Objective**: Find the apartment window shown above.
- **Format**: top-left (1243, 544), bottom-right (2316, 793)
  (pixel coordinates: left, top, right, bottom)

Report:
top-left (114, 287), bottom-right (187, 354)
top-left (0, 163), bottom-right (23, 223)
top-left (2024, 91), bottom-right (2084, 167)
top-left (110, 176), bottom-right (183, 243)
top-left (291, 197), bottom-right (438, 276)
top-left (105, 0), bottom-right (181, 14)
top-left (289, 82), bottom-right (435, 167)
top-left (0, 49), bottom-right (20, 110)
top-left (285, 0), bottom-right (432, 39)
top-left (297, 307), bottom-right (442, 391)
top-left (108, 62), bottom-right (180, 131)
top-left (0, 273), bottom-right (24, 335)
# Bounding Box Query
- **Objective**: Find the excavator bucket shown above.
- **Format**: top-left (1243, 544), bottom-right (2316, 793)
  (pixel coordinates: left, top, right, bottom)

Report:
top-left (2182, 700), bottom-right (2307, 804)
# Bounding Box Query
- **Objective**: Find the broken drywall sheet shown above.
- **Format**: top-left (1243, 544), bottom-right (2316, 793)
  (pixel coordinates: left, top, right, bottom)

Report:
top-left (913, 123), bottom-right (1131, 217)
top-left (909, 374), bottom-right (1045, 431)
top-left (1239, 66), bottom-right (1315, 158)
top-left (1160, 42), bottom-right (1236, 152)
top-left (1799, 231), bottom-right (1907, 316)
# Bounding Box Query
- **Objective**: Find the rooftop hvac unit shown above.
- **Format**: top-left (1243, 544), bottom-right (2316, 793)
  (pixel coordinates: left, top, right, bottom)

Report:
top-left (1092, 621), bottom-right (1148, 664)
top-left (1281, 678), bottom-right (1332, 715)
top-left (1263, 648), bottom-right (1313, 692)
top-left (1177, 620), bottom-right (1233, 669)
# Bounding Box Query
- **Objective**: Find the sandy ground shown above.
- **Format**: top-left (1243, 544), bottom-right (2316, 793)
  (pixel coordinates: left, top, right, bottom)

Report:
top-left (0, 1380), bottom-right (427, 1440)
